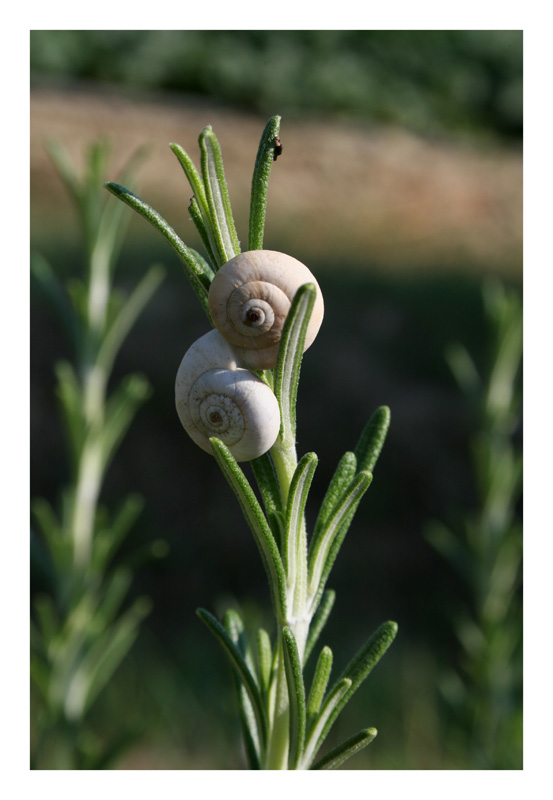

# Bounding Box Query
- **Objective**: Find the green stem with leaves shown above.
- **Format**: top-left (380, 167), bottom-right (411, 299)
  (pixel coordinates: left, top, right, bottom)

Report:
top-left (31, 140), bottom-right (164, 769)
top-left (105, 117), bottom-right (397, 769)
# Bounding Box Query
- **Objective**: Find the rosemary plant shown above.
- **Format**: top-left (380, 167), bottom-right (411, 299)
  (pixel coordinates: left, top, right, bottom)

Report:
top-left (427, 280), bottom-right (522, 768)
top-left (105, 116), bottom-right (397, 770)
top-left (31, 140), bottom-right (165, 768)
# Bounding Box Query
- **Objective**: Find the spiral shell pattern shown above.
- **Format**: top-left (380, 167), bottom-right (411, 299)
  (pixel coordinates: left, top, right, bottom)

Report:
top-left (208, 250), bottom-right (324, 370)
top-left (175, 329), bottom-right (281, 462)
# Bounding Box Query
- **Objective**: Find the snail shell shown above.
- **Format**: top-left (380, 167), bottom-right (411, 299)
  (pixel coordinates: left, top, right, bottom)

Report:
top-left (208, 250), bottom-right (324, 370)
top-left (175, 329), bottom-right (281, 462)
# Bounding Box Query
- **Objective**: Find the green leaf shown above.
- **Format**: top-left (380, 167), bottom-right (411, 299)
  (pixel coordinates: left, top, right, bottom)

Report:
top-left (92, 494), bottom-right (144, 572)
top-left (65, 278), bottom-right (89, 331)
top-left (104, 181), bottom-right (212, 317)
top-left (273, 283), bottom-right (317, 447)
top-left (31, 251), bottom-right (80, 348)
top-left (236, 679), bottom-right (262, 769)
top-left (446, 342), bottom-right (481, 398)
top-left (256, 628), bottom-right (273, 696)
top-left (96, 263), bottom-right (165, 376)
top-left (304, 589), bottom-right (336, 665)
top-left (44, 137), bottom-right (82, 205)
top-left (248, 115), bottom-right (281, 250)
top-left (354, 406), bottom-right (390, 474)
top-left (314, 491), bottom-right (371, 610)
top-left (169, 142), bottom-right (210, 219)
top-left (250, 451), bottom-right (284, 542)
top-left (188, 196), bottom-right (219, 270)
top-left (197, 608), bottom-right (267, 748)
top-left (31, 498), bottom-right (72, 573)
top-left (100, 374), bottom-right (151, 473)
top-left (282, 626), bottom-right (306, 770)
top-left (188, 230), bottom-right (217, 282)
top-left (95, 567), bottom-right (133, 629)
top-left (55, 361), bottom-right (85, 468)
top-left (199, 126), bottom-right (241, 264)
top-left (308, 471), bottom-right (373, 603)
top-left (306, 646), bottom-right (333, 720)
top-left (316, 621), bottom-right (398, 749)
top-left (300, 678), bottom-right (351, 769)
top-left (284, 452), bottom-right (318, 578)
top-left (95, 145), bottom-right (150, 279)
top-left (313, 451), bottom-right (357, 541)
top-left (223, 610), bottom-right (262, 769)
top-left (310, 727), bottom-right (377, 770)
top-left (223, 609), bottom-right (249, 659)
top-left (79, 597), bottom-right (151, 717)
top-left (209, 437), bottom-right (287, 621)
top-left (171, 143), bottom-right (221, 268)
top-left (81, 139), bottom-right (111, 247)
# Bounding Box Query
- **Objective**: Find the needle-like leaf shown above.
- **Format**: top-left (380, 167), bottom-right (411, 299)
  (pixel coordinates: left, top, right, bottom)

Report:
top-left (310, 727), bottom-right (377, 770)
top-left (100, 375), bottom-right (151, 474)
top-left (96, 264), bottom-right (165, 376)
top-left (170, 142), bottom-right (222, 270)
top-left (249, 115), bottom-right (281, 250)
top-left (55, 361), bottom-right (85, 468)
top-left (44, 137), bottom-right (82, 205)
top-left (104, 182), bottom-right (212, 317)
top-left (197, 608), bottom-right (267, 750)
top-left (187, 196), bottom-right (218, 270)
top-left (304, 589), bottom-right (336, 666)
top-left (169, 142), bottom-right (209, 214)
top-left (273, 284), bottom-right (317, 447)
top-left (250, 451), bottom-right (284, 542)
top-left (31, 251), bottom-right (80, 350)
top-left (300, 677), bottom-right (351, 769)
top-left (316, 621), bottom-right (398, 750)
top-left (282, 627), bottom-right (306, 770)
top-left (354, 405), bottom-right (390, 474)
top-left (256, 628), bottom-right (273, 696)
top-left (284, 452), bottom-right (318, 578)
top-left (313, 451), bottom-right (357, 541)
top-left (306, 646), bottom-right (333, 721)
top-left (210, 437), bottom-right (287, 621)
top-left (224, 610), bottom-right (262, 769)
top-left (199, 126), bottom-right (241, 264)
top-left (308, 471), bottom-right (373, 603)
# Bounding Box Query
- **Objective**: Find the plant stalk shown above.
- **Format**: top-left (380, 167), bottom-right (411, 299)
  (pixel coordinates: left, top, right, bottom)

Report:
top-left (264, 436), bottom-right (312, 768)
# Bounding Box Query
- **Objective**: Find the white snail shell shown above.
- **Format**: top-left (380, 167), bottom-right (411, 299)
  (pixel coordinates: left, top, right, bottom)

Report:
top-left (175, 329), bottom-right (281, 462)
top-left (208, 250), bottom-right (324, 370)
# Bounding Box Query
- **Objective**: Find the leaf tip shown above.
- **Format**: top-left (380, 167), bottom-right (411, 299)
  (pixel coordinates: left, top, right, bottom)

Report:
top-left (385, 620), bottom-right (399, 640)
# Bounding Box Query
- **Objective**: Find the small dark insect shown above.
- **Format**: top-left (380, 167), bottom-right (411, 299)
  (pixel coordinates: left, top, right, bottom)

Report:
top-left (273, 136), bottom-right (283, 161)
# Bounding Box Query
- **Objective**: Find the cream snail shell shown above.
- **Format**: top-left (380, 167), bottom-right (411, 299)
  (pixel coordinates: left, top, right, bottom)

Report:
top-left (175, 329), bottom-right (281, 462)
top-left (208, 250), bottom-right (324, 370)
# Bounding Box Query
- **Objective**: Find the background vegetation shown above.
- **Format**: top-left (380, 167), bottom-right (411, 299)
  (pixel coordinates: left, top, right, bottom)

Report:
top-left (30, 30), bottom-right (522, 769)
top-left (31, 30), bottom-right (522, 141)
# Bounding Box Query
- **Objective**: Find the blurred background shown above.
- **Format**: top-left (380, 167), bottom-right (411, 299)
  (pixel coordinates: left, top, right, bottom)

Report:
top-left (30, 30), bottom-right (522, 770)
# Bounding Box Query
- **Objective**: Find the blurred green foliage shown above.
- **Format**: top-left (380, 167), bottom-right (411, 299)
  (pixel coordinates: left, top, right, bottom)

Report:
top-left (427, 281), bottom-right (522, 769)
top-left (30, 140), bottom-right (166, 769)
top-left (30, 30), bottom-right (522, 141)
